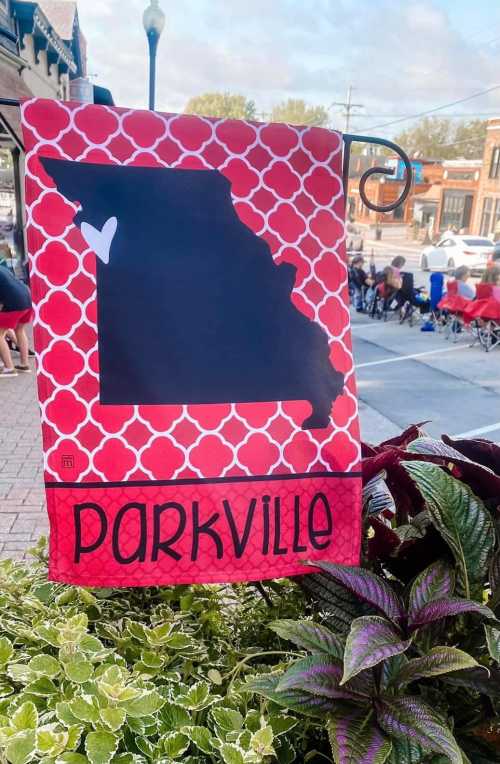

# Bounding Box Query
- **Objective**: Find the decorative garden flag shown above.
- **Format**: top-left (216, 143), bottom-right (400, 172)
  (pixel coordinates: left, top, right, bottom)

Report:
top-left (22, 98), bottom-right (361, 587)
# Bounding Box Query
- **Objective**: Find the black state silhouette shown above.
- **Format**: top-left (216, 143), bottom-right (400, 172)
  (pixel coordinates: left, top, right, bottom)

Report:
top-left (41, 158), bottom-right (344, 429)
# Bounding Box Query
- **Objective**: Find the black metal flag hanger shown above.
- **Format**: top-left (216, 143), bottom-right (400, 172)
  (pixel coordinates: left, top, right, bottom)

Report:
top-left (0, 97), bottom-right (413, 215)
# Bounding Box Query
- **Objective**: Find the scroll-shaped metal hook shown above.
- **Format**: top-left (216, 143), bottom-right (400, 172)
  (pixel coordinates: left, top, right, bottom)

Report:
top-left (342, 133), bottom-right (413, 214)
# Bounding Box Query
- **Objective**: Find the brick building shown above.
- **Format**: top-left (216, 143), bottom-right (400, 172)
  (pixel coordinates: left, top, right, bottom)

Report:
top-left (0, 1), bottom-right (112, 267)
top-left (434, 159), bottom-right (481, 236)
top-left (347, 155), bottom-right (442, 228)
top-left (473, 118), bottom-right (500, 240)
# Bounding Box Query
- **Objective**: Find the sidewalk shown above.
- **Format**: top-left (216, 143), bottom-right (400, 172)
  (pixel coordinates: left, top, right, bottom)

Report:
top-left (0, 371), bottom-right (48, 559)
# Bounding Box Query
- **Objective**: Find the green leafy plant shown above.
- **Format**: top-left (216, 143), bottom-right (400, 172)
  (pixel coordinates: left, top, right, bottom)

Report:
top-left (0, 555), bottom-right (320, 764)
top-left (247, 434), bottom-right (500, 763)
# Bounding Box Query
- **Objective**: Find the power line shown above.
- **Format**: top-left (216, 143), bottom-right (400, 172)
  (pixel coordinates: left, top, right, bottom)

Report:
top-left (330, 85), bottom-right (363, 132)
top-left (354, 84), bottom-right (500, 133)
top-left (351, 112), bottom-right (500, 119)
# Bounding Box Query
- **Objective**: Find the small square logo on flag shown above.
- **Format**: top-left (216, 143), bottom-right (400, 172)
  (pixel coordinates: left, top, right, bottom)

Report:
top-left (22, 98), bottom-right (361, 587)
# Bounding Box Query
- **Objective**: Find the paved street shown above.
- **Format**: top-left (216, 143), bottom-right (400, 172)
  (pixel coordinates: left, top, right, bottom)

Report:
top-left (1, 228), bottom-right (499, 558)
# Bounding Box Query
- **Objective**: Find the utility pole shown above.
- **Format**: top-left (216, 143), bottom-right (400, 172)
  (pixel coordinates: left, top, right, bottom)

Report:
top-left (331, 85), bottom-right (364, 133)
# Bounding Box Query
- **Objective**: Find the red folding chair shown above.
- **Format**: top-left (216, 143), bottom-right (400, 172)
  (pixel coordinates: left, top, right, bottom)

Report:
top-left (464, 283), bottom-right (500, 352)
top-left (437, 280), bottom-right (469, 342)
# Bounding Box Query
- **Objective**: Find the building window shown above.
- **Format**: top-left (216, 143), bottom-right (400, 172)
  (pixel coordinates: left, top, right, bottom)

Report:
top-left (489, 147), bottom-right (500, 179)
top-left (480, 197), bottom-right (493, 236)
top-left (447, 171), bottom-right (475, 180)
top-left (440, 192), bottom-right (465, 231)
top-left (493, 198), bottom-right (500, 240)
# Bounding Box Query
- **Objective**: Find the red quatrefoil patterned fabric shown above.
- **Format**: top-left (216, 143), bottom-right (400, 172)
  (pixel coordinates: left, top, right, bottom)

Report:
top-left (22, 99), bottom-right (361, 586)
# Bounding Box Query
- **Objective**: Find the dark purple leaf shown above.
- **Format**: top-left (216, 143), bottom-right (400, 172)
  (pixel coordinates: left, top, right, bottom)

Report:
top-left (442, 435), bottom-right (500, 475)
top-left (363, 450), bottom-right (429, 523)
top-left (380, 423), bottom-right (429, 450)
top-left (277, 655), bottom-right (362, 701)
top-left (368, 519), bottom-right (401, 562)
top-left (443, 666), bottom-right (500, 698)
top-left (363, 471), bottom-right (396, 518)
top-left (310, 562), bottom-right (405, 624)
top-left (328, 709), bottom-right (392, 763)
top-left (362, 442), bottom-right (378, 458)
top-left (342, 616), bottom-right (411, 684)
top-left (376, 697), bottom-right (462, 763)
top-left (408, 560), bottom-right (455, 620)
top-left (409, 597), bottom-right (494, 631)
top-left (298, 573), bottom-right (373, 635)
top-left (385, 527), bottom-right (449, 585)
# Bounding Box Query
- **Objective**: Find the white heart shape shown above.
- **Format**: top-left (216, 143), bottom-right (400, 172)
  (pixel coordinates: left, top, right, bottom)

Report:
top-left (81, 216), bottom-right (118, 265)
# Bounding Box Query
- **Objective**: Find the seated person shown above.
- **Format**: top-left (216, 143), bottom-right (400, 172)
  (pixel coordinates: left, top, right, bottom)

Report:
top-left (349, 255), bottom-right (374, 312)
top-left (453, 265), bottom-right (475, 300)
top-left (481, 264), bottom-right (500, 301)
top-left (0, 267), bottom-right (33, 378)
top-left (376, 265), bottom-right (401, 303)
top-left (390, 255), bottom-right (406, 280)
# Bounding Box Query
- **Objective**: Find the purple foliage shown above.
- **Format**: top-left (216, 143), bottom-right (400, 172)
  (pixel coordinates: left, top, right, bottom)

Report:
top-left (278, 655), bottom-right (362, 700)
top-left (409, 597), bottom-right (494, 630)
top-left (408, 560), bottom-right (454, 620)
top-left (311, 562), bottom-right (405, 624)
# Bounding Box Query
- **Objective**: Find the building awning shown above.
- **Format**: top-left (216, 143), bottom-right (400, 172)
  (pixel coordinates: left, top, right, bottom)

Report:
top-left (413, 185), bottom-right (441, 204)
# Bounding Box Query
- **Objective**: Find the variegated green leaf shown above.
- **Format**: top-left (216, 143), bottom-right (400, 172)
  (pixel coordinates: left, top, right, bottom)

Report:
top-left (402, 462), bottom-right (495, 598)
top-left (84, 730), bottom-right (118, 764)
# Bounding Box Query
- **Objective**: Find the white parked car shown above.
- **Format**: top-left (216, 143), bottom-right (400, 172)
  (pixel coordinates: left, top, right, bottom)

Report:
top-left (420, 235), bottom-right (495, 272)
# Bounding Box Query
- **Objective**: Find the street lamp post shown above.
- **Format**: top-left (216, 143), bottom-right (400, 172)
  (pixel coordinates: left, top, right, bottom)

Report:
top-left (143, 0), bottom-right (165, 111)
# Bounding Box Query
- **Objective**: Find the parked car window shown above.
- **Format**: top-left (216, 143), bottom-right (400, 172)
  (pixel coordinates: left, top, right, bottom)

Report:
top-left (440, 240), bottom-right (455, 247)
top-left (462, 238), bottom-right (494, 247)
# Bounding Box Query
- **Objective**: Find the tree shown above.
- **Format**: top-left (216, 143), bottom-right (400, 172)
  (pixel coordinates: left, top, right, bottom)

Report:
top-left (395, 117), bottom-right (453, 159)
top-left (184, 92), bottom-right (256, 120)
top-left (395, 117), bottom-right (487, 160)
top-left (453, 119), bottom-right (487, 159)
top-left (271, 99), bottom-right (329, 127)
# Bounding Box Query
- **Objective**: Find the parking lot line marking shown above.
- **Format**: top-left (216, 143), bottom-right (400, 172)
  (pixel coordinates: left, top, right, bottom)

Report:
top-left (452, 422), bottom-right (500, 439)
top-left (356, 345), bottom-right (468, 369)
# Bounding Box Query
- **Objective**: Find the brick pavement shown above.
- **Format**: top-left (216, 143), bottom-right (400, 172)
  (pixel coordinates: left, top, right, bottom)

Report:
top-left (0, 366), bottom-right (48, 559)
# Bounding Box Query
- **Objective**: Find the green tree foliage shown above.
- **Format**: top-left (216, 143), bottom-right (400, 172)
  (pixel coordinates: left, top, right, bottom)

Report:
top-left (184, 92), bottom-right (257, 120)
top-left (453, 119), bottom-right (487, 159)
top-left (271, 99), bottom-right (329, 126)
top-left (395, 117), bottom-right (487, 160)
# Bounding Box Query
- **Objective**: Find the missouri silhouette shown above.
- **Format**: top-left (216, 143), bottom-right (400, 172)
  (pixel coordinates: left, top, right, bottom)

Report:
top-left (41, 158), bottom-right (344, 429)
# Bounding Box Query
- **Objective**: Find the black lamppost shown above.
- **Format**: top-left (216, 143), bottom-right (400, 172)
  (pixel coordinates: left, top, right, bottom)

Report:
top-left (143, 0), bottom-right (165, 111)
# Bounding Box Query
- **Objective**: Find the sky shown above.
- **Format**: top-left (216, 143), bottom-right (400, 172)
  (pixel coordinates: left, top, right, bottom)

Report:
top-left (77, 0), bottom-right (500, 139)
